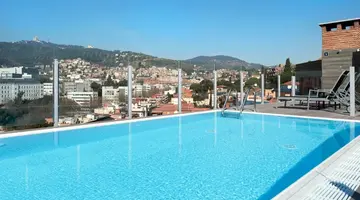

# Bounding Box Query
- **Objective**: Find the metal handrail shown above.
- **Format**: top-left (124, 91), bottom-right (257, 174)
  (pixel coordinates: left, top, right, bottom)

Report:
top-left (221, 89), bottom-right (232, 115)
top-left (240, 88), bottom-right (250, 113)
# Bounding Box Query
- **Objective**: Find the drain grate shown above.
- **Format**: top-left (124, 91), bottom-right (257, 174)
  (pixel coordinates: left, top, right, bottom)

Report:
top-left (283, 144), bottom-right (297, 150)
top-left (303, 146), bottom-right (360, 200)
top-left (205, 130), bottom-right (215, 134)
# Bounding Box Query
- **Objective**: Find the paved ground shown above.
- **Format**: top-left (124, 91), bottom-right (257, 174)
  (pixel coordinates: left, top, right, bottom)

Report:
top-left (244, 102), bottom-right (360, 121)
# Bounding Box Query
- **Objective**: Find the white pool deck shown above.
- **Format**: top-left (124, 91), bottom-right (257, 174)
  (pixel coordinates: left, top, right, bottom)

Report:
top-left (2, 105), bottom-right (360, 199)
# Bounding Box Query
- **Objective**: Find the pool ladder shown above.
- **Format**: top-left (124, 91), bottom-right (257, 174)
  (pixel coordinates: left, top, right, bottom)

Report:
top-left (221, 88), bottom-right (250, 118)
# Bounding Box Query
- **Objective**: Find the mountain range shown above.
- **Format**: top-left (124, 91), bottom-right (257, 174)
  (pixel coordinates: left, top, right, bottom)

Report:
top-left (0, 40), bottom-right (266, 70)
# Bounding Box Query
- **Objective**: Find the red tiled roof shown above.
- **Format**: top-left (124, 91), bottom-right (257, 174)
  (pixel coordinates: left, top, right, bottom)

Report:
top-left (283, 81), bottom-right (300, 86)
top-left (152, 103), bottom-right (209, 114)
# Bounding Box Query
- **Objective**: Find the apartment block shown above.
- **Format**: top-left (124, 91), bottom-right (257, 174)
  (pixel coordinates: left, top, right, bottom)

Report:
top-left (0, 80), bottom-right (43, 104)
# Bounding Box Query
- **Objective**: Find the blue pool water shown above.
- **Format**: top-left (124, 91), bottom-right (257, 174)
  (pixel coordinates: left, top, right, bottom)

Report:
top-left (0, 111), bottom-right (359, 200)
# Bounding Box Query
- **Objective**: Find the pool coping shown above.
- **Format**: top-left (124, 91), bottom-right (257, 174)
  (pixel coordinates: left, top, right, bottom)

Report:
top-left (0, 110), bottom-right (217, 139)
top-left (2, 109), bottom-right (360, 139)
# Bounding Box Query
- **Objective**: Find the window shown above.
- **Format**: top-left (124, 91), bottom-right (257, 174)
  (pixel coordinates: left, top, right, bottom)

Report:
top-left (326, 24), bottom-right (338, 32)
top-left (342, 21), bottom-right (354, 30)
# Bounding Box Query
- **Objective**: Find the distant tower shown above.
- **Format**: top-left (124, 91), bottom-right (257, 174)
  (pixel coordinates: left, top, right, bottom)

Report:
top-left (33, 36), bottom-right (40, 42)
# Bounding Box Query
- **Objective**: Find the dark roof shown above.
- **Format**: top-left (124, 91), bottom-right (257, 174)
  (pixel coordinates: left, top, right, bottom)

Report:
top-left (295, 60), bottom-right (322, 72)
top-left (0, 79), bottom-right (41, 84)
top-left (319, 18), bottom-right (360, 26)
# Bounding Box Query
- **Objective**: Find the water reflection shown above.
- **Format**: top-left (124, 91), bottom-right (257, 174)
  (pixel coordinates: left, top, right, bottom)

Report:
top-left (350, 122), bottom-right (355, 140)
top-left (54, 131), bottom-right (59, 147)
top-left (128, 123), bottom-right (132, 169)
top-left (292, 120), bottom-right (296, 130)
top-left (278, 117), bottom-right (281, 128)
top-left (241, 119), bottom-right (244, 140)
top-left (262, 115), bottom-right (264, 133)
top-left (214, 112), bottom-right (217, 146)
top-left (77, 145), bottom-right (80, 181)
top-left (178, 116), bottom-right (182, 155)
top-left (25, 163), bottom-right (29, 191)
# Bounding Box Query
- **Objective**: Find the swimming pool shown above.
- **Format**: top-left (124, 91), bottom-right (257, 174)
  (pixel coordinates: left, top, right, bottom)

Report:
top-left (0, 111), bottom-right (359, 199)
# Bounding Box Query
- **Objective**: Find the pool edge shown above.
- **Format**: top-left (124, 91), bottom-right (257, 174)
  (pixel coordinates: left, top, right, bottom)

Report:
top-left (273, 135), bottom-right (360, 199)
top-left (0, 110), bottom-right (218, 139)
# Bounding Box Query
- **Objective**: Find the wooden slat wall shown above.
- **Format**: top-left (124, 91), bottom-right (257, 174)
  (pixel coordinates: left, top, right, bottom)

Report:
top-left (321, 48), bottom-right (357, 89)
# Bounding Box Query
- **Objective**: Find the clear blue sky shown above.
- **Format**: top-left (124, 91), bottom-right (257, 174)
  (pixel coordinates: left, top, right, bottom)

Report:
top-left (1, 0), bottom-right (359, 65)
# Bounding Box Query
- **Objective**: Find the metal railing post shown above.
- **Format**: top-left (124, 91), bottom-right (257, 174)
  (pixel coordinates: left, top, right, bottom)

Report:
top-left (277, 75), bottom-right (281, 99)
top-left (261, 73), bottom-right (265, 104)
top-left (291, 75), bottom-right (296, 105)
top-left (53, 59), bottom-right (59, 127)
top-left (240, 71), bottom-right (244, 106)
top-left (350, 66), bottom-right (355, 117)
top-left (128, 65), bottom-right (132, 119)
top-left (178, 67), bottom-right (182, 113)
top-left (213, 69), bottom-right (217, 109)
top-left (254, 91), bottom-right (257, 112)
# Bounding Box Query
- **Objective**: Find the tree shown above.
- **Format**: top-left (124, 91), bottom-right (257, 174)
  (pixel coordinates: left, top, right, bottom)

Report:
top-left (14, 91), bottom-right (25, 105)
top-left (244, 78), bottom-right (260, 89)
top-left (281, 58), bottom-right (294, 83)
top-left (104, 75), bottom-right (115, 86)
top-left (217, 80), bottom-right (233, 88)
top-left (39, 76), bottom-right (51, 84)
top-left (90, 82), bottom-right (101, 92)
top-left (116, 79), bottom-right (127, 87)
top-left (199, 79), bottom-right (213, 92)
top-left (284, 58), bottom-right (292, 73)
top-left (190, 83), bottom-right (202, 93)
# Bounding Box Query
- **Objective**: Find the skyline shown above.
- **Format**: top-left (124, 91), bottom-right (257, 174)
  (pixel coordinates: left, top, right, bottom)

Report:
top-left (1, 0), bottom-right (359, 66)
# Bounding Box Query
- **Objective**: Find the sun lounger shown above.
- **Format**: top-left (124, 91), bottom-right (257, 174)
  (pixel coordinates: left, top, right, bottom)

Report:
top-left (277, 70), bottom-right (351, 109)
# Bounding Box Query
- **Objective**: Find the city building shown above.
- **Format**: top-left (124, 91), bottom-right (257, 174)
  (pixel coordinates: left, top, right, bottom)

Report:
top-left (62, 81), bottom-right (92, 94)
top-left (0, 80), bottom-right (43, 104)
top-left (133, 84), bottom-right (151, 97)
top-left (151, 103), bottom-right (209, 115)
top-left (0, 66), bottom-right (33, 79)
top-left (118, 86), bottom-right (129, 97)
top-left (66, 92), bottom-right (98, 107)
top-left (296, 18), bottom-right (360, 93)
top-left (102, 86), bottom-right (120, 104)
top-left (62, 82), bottom-right (76, 94)
top-left (0, 66), bottom-right (23, 75)
top-left (42, 82), bottom-right (53, 96)
top-left (102, 86), bottom-right (129, 104)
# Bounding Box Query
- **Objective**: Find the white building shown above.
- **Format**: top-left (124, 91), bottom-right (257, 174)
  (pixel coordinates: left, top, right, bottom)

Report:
top-left (0, 80), bottom-right (43, 104)
top-left (102, 86), bottom-right (120, 104)
top-left (0, 66), bottom-right (23, 75)
top-left (102, 86), bottom-right (129, 104)
top-left (66, 92), bottom-right (98, 107)
top-left (0, 66), bottom-right (34, 80)
top-left (118, 86), bottom-right (129, 96)
top-left (133, 84), bottom-right (151, 96)
top-left (42, 82), bottom-right (53, 96)
top-left (171, 97), bottom-right (193, 105)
